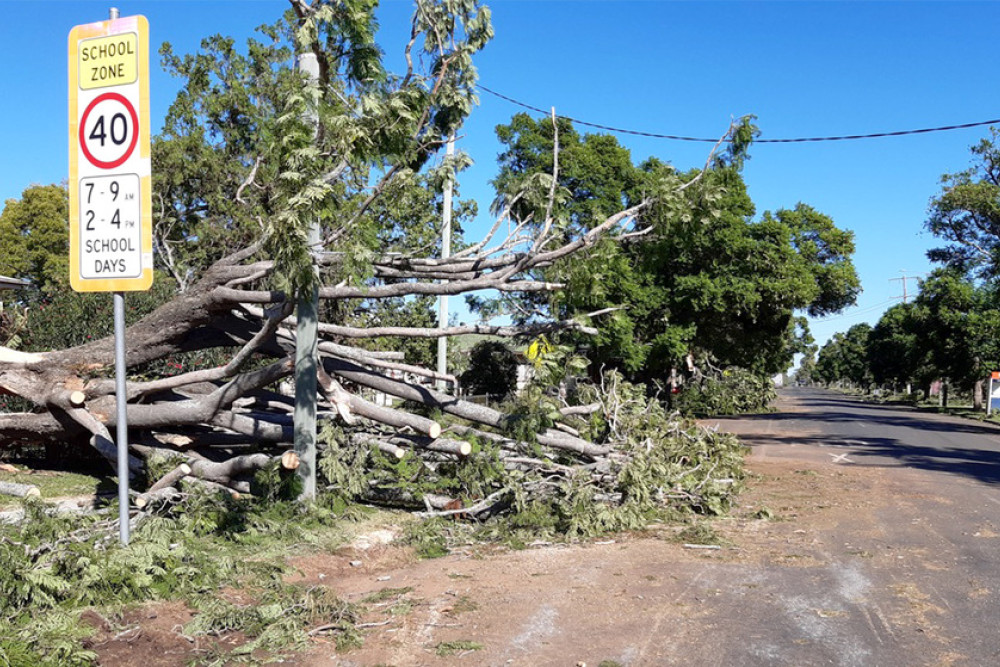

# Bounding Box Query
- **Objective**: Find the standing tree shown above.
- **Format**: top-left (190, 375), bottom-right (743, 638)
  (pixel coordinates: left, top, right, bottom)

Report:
top-left (815, 323), bottom-right (872, 388)
top-left (926, 128), bottom-right (1000, 280)
top-left (912, 271), bottom-right (1000, 408)
top-left (485, 113), bottom-right (860, 385)
top-left (0, 184), bottom-right (70, 291)
top-left (922, 129), bottom-right (1000, 405)
top-left (868, 302), bottom-right (935, 396)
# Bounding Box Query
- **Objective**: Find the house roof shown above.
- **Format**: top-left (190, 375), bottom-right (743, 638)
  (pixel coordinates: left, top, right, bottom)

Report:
top-left (0, 275), bottom-right (31, 290)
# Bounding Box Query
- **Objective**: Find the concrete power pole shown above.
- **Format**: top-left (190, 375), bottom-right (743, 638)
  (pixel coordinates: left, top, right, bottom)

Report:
top-left (293, 52), bottom-right (320, 500)
top-left (437, 136), bottom-right (455, 390)
top-left (890, 270), bottom-right (921, 304)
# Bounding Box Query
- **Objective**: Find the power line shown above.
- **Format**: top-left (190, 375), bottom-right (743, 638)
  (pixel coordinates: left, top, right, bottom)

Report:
top-left (477, 83), bottom-right (1000, 144)
top-left (811, 298), bottom-right (898, 323)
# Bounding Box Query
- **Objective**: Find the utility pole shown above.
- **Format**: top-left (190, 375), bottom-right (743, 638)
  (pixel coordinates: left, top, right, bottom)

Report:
top-left (293, 52), bottom-right (320, 500)
top-left (889, 270), bottom-right (924, 396)
top-left (437, 135), bottom-right (455, 391)
top-left (890, 270), bottom-right (922, 303)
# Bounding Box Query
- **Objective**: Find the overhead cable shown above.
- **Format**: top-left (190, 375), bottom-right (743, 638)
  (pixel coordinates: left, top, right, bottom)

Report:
top-left (811, 298), bottom-right (898, 323)
top-left (477, 84), bottom-right (1000, 144)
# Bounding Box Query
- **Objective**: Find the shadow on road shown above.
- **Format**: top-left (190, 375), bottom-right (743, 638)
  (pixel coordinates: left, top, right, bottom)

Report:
top-left (725, 392), bottom-right (1000, 438)
top-left (714, 389), bottom-right (1000, 486)
top-left (739, 433), bottom-right (1000, 486)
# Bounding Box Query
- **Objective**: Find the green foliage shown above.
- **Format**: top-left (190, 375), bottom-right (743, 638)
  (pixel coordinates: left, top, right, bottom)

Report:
top-left (926, 127), bottom-right (1000, 280)
top-left (480, 372), bottom-right (747, 543)
top-left (0, 489), bottom-right (363, 664)
top-left (674, 522), bottom-right (725, 546)
top-left (0, 184), bottom-right (69, 291)
top-left (155, 0), bottom-right (492, 297)
top-left (185, 584), bottom-right (358, 658)
top-left (435, 640), bottom-right (483, 656)
top-left (674, 367), bottom-right (777, 416)
top-left (460, 340), bottom-right (518, 400)
top-left (912, 271), bottom-right (1000, 395)
top-left (846, 270), bottom-right (1000, 401)
top-left (331, 296), bottom-right (439, 368)
top-left (483, 114), bottom-right (860, 381)
top-left (318, 423), bottom-right (371, 501)
top-left (19, 274), bottom-right (176, 354)
top-left (815, 323), bottom-right (873, 387)
top-left (403, 518), bottom-right (451, 559)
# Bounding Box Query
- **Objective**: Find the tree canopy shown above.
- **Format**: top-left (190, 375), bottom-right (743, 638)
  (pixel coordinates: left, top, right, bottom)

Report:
top-left (926, 128), bottom-right (1000, 280)
top-left (0, 184), bottom-right (69, 291)
top-left (485, 113), bottom-right (860, 381)
top-left (819, 130), bottom-right (1000, 405)
top-left (815, 322), bottom-right (872, 387)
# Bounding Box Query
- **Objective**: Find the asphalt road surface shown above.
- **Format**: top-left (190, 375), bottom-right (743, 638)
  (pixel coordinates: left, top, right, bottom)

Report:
top-left (702, 387), bottom-right (1000, 667)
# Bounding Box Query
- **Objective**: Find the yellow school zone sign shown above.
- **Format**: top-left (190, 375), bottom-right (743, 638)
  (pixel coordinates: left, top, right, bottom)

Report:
top-left (68, 16), bottom-right (152, 292)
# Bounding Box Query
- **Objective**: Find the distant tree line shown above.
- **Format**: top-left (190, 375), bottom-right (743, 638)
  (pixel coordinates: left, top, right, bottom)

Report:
top-left (812, 130), bottom-right (1000, 409)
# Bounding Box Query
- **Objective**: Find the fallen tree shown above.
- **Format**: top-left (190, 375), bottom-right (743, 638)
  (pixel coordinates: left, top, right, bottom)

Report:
top-left (0, 0), bottom-right (746, 522)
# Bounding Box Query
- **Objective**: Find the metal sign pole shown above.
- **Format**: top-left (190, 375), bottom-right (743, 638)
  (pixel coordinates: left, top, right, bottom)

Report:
top-left (106, 5), bottom-right (130, 546)
top-left (69, 6), bottom-right (151, 545)
top-left (114, 291), bottom-right (129, 544)
top-left (988, 375), bottom-right (996, 417)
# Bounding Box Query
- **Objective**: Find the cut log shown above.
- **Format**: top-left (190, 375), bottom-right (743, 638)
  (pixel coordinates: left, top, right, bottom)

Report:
top-left (134, 486), bottom-right (182, 509)
top-left (325, 357), bottom-right (608, 457)
top-left (152, 432), bottom-right (195, 449)
top-left (0, 481), bottom-right (40, 498)
top-left (558, 402), bottom-right (602, 417)
top-left (384, 434), bottom-right (471, 457)
top-left (376, 442), bottom-right (406, 459)
top-left (188, 453), bottom-right (273, 484)
top-left (351, 433), bottom-right (469, 458)
top-left (147, 463), bottom-right (193, 495)
top-left (280, 450), bottom-right (300, 470)
top-left (184, 451), bottom-right (300, 487)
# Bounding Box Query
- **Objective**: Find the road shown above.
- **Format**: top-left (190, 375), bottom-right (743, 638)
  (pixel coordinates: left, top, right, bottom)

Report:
top-left (723, 386), bottom-right (1000, 484)
top-left (701, 387), bottom-right (1000, 666)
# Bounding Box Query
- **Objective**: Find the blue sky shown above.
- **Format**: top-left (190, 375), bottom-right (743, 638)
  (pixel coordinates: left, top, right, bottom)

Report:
top-left (3, 0), bottom-right (999, 350)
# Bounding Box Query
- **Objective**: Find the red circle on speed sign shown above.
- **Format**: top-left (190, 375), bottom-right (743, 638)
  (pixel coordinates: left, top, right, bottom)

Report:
top-left (79, 92), bottom-right (139, 169)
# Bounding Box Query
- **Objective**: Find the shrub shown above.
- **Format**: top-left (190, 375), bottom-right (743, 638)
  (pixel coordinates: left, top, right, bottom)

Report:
top-left (460, 341), bottom-right (518, 400)
top-left (673, 367), bottom-right (776, 416)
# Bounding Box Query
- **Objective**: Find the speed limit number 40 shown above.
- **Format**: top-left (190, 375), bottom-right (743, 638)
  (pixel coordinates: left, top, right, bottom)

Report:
top-left (69, 15), bottom-right (152, 292)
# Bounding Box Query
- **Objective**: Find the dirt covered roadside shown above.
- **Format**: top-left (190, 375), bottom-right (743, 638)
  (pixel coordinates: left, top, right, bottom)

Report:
top-left (93, 392), bottom-right (997, 666)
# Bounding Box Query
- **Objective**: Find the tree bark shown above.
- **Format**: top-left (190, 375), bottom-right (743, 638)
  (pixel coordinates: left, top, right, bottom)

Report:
top-left (0, 481), bottom-right (40, 498)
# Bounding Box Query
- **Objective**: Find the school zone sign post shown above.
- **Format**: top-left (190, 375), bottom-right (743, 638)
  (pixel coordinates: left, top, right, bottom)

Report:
top-left (68, 12), bottom-right (153, 544)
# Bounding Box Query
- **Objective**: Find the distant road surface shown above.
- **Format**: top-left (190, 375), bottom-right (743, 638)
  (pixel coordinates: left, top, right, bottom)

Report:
top-left (702, 386), bottom-right (1000, 666)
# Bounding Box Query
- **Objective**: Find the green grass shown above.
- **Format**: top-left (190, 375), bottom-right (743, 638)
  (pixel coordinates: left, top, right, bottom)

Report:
top-left (435, 640), bottom-right (483, 656)
top-left (673, 522), bottom-right (727, 546)
top-left (0, 468), bottom-right (110, 509)
top-left (0, 494), bottom-right (380, 665)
